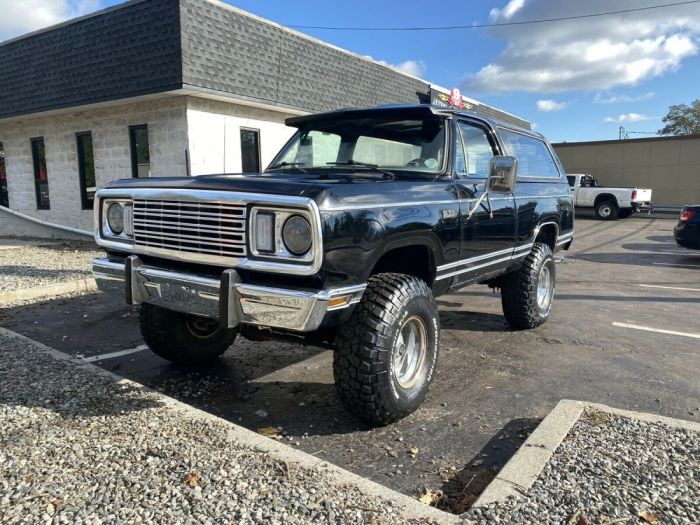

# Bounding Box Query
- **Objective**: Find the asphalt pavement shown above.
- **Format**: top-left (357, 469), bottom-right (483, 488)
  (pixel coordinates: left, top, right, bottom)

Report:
top-left (2, 215), bottom-right (698, 513)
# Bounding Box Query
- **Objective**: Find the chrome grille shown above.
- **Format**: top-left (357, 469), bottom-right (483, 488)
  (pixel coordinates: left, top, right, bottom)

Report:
top-left (132, 199), bottom-right (247, 258)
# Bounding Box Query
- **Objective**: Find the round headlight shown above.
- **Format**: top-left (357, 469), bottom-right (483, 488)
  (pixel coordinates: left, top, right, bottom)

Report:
top-left (107, 202), bottom-right (125, 235)
top-left (282, 215), bottom-right (312, 255)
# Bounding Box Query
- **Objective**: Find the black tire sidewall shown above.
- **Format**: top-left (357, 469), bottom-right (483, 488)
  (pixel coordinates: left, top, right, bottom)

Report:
top-left (501, 243), bottom-right (556, 330)
top-left (385, 294), bottom-right (440, 412)
top-left (140, 304), bottom-right (236, 365)
top-left (333, 274), bottom-right (440, 425)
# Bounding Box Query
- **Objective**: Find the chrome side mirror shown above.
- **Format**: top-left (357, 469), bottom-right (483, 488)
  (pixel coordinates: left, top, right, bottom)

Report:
top-left (487, 156), bottom-right (518, 194)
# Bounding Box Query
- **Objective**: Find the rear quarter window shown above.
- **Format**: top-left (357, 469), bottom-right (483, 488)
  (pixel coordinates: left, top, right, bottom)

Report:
top-left (499, 129), bottom-right (561, 179)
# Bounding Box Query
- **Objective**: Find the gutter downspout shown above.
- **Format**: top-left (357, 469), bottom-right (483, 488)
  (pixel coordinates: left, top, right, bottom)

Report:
top-left (0, 205), bottom-right (92, 238)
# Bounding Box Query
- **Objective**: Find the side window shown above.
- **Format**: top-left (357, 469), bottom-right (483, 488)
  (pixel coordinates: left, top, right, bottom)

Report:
top-left (0, 142), bottom-right (8, 208)
top-left (499, 130), bottom-right (560, 178)
top-left (566, 175), bottom-right (576, 187)
top-left (31, 137), bottom-right (50, 209)
top-left (456, 122), bottom-right (494, 179)
top-left (129, 125), bottom-right (150, 178)
top-left (240, 128), bottom-right (261, 173)
top-left (76, 132), bottom-right (96, 210)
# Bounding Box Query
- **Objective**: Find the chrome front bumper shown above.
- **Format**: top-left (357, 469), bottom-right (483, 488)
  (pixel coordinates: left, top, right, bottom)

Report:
top-left (92, 256), bottom-right (365, 332)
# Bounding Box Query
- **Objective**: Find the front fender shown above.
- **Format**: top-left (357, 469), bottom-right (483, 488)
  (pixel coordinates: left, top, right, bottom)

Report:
top-left (320, 205), bottom-right (456, 286)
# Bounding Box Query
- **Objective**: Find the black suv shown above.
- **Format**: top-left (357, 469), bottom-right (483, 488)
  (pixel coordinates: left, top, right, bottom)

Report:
top-left (92, 104), bottom-right (574, 425)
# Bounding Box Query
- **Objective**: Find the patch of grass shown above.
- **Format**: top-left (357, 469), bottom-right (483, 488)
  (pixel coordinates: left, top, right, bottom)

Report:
top-left (586, 410), bottom-right (611, 425)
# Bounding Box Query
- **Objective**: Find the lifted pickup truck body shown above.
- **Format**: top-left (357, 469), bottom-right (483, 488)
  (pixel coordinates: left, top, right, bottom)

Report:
top-left (566, 173), bottom-right (652, 220)
top-left (92, 104), bottom-right (573, 424)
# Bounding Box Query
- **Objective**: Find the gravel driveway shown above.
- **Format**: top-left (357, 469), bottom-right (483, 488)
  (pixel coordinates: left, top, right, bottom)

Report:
top-left (0, 331), bottom-right (442, 525)
top-left (0, 239), bottom-right (101, 293)
top-left (467, 410), bottom-right (700, 524)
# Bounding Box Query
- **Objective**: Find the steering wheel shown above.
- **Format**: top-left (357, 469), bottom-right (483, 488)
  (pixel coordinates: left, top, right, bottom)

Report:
top-left (405, 158), bottom-right (426, 167)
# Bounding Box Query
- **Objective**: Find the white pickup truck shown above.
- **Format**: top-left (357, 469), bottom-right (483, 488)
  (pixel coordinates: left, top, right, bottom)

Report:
top-left (566, 174), bottom-right (653, 220)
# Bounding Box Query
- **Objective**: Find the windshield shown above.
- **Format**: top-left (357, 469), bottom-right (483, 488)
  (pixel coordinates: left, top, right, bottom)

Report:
top-left (268, 116), bottom-right (447, 174)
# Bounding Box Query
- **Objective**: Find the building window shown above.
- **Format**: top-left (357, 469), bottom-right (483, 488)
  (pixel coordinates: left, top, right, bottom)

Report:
top-left (31, 137), bottom-right (50, 210)
top-left (76, 132), bottom-right (96, 210)
top-left (240, 128), bottom-right (261, 173)
top-left (0, 142), bottom-right (8, 208)
top-left (129, 125), bottom-right (150, 178)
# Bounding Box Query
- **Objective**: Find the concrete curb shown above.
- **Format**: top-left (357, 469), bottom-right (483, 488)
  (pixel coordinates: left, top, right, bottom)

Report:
top-left (0, 278), bottom-right (97, 305)
top-left (474, 399), bottom-right (700, 507)
top-left (0, 326), bottom-right (458, 524)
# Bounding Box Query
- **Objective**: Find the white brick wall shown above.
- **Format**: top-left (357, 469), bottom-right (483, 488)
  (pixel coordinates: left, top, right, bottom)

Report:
top-left (186, 97), bottom-right (297, 176)
top-left (0, 94), bottom-right (302, 233)
top-left (0, 97), bottom-right (189, 231)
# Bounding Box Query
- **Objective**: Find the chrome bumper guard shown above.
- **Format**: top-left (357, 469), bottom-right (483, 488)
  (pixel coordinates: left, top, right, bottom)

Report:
top-left (92, 256), bottom-right (365, 332)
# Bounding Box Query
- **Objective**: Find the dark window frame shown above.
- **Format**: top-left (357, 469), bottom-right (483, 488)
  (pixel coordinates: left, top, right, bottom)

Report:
top-left (129, 124), bottom-right (150, 178)
top-left (76, 131), bottom-right (96, 210)
top-left (31, 137), bottom-right (50, 210)
top-left (454, 119), bottom-right (498, 180)
top-left (240, 127), bottom-right (261, 173)
top-left (0, 141), bottom-right (8, 208)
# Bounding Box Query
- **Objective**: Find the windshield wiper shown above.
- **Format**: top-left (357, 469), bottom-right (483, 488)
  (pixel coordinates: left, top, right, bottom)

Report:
top-left (267, 161), bottom-right (308, 173)
top-left (326, 160), bottom-right (394, 179)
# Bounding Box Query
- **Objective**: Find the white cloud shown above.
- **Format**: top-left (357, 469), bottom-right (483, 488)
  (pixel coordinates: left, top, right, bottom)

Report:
top-left (0, 0), bottom-right (100, 42)
top-left (603, 113), bottom-right (659, 124)
top-left (465, 0), bottom-right (700, 93)
top-left (536, 99), bottom-right (567, 111)
top-left (593, 92), bottom-right (655, 104)
top-left (368, 57), bottom-right (427, 78)
top-left (390, 59), bottom-right (427, 77)
top-left (489, 0), bottom-right (527, 21)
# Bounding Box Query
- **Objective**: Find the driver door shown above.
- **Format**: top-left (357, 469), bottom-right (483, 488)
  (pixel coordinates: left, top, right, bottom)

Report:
top-left (452, 120), bottom-right (516, 288)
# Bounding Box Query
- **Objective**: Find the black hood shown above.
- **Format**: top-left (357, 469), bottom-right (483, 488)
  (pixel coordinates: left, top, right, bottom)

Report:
top-left (103, 171), bottom-right (454, 211)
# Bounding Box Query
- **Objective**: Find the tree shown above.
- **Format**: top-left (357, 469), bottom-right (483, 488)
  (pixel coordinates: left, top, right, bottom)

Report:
top-left (658, 100), bottom-right (700, 136)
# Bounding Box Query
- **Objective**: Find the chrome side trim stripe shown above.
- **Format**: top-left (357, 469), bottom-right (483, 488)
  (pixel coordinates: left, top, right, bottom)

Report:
top-left (436, 255), bottom-right (515, 281)
top-left (437, 242), bottom-right (534, 273)
top-left (437, 247), bottom-right (514, 271)
top-left (320, 195), bottom-right (574, 212)
top-left (556, 232), bottom-right (574, 246)
top-left (514, 243), bottom-right (534, 252)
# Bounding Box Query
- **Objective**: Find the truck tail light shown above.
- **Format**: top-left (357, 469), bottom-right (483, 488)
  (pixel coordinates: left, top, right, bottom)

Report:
top-left (631, 190), bottom-right (637, 201)
top-left (680, 209), bottom-right (696, 222)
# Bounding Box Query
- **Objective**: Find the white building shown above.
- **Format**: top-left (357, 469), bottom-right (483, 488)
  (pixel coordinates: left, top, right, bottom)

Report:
top-left (0, 0), bottom-right (529, 235)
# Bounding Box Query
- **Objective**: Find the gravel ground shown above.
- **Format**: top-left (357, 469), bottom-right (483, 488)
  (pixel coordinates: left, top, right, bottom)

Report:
top-left (466, 411), bottom-right (700, 524)
top-left (0, 239), bottom-right (101, 292)
top-left (0, 333), bottom-right (438, 525)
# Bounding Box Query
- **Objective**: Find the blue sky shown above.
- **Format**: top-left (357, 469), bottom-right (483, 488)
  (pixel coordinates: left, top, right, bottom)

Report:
top-left (3, 0), bottom-right (700, 142)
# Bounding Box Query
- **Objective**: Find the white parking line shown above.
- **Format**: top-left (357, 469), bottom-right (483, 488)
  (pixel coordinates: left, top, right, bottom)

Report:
top-left (652, 262), bottom-right (700, 269)
top-left (639, 284), bottom-right (700, 292)
top-left (79, 345), bottom-right (148, 363)
top-left (612, 322), bottom-right (700, 340)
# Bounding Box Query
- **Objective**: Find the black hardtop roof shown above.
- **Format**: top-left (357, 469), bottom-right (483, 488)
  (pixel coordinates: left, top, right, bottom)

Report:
top-left (286, 104), bottom-right (539, 137)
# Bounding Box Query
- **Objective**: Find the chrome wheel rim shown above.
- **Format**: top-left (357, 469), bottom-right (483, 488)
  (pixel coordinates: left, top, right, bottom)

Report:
top-left (185, 315), bottom-right (219, 338)
top-left (599, 205), bottom-right (611, 217)
top-left (537, 265), bottom-right (553, 312)
top-left (393, 316), bottom-right (427, 389)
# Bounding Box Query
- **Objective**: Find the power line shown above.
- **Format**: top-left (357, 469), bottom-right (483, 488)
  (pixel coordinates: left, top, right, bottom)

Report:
top-left (287, 0), bottom-right (700, 31)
